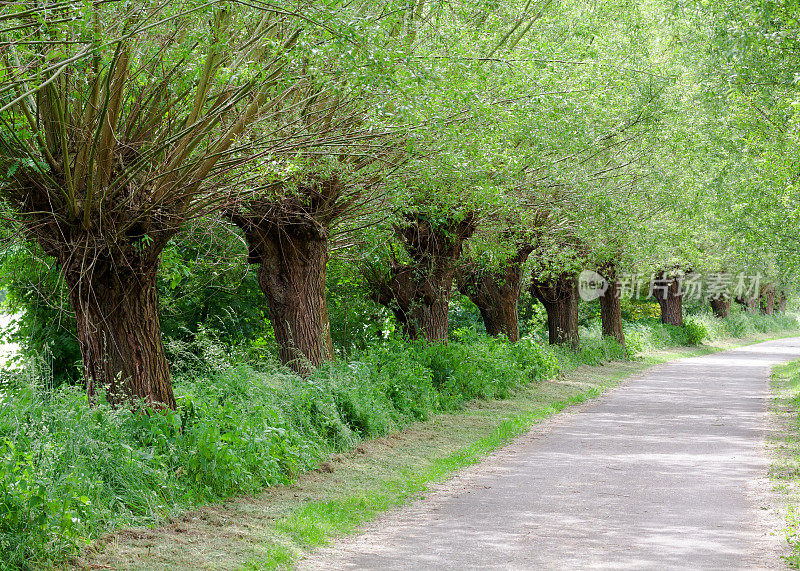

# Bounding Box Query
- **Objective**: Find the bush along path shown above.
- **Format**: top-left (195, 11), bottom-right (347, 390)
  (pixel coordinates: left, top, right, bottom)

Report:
top-left (298, 337), bottom-right (800, 569)
top-left (67, 316), bottom-right (799, 570)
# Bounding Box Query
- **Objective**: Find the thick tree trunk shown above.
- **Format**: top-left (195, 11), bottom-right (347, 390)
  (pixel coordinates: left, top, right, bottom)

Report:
top-left (653, 272), bottom-right (683, 326)
top-left (367, 213), bottom-right (476, 343)
top-left (65, 268), bottom-right (175, 408)
top-left (531, 273), bottom-right (579, 347)
top-left (709, 297), bottom-right (730, 318)
top-left (760, 284), bottom-right (775, 316)
top-left (477, 300), bottom-right (521, 341)
top-left (457, 246), bottom-right (532, 342)
top-left (248, 232), bottom-right (333, 374)
top-left (371, 264), bottom-right (456, 343)
top-left (368, 266), bottom-right (417, 340)
top-left (229, 176), bottom-right (343, 374)
top-left (413, 297), bottom-right (450, 342)
top-left (598, 265), bottom-right (625, 348)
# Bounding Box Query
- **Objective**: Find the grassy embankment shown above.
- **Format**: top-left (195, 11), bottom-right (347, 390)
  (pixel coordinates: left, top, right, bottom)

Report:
top-left (62, 311), bottom-right (800, 570)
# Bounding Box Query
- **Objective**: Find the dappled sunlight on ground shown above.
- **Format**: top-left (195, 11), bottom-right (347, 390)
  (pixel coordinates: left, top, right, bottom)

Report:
top-left (300, 338), bottom-right (800, 569)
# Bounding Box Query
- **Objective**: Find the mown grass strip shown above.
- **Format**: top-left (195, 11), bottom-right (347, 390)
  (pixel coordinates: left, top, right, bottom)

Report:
top-left (74, 331), bottom-right (799, 571)
top-left (770, 358), bottom-right (800, 568)
top-left (250, 342), bottom-right (777, 570)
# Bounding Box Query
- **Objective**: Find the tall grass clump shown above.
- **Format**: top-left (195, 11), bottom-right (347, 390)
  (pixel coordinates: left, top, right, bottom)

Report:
top-left (687, 308), bottom-right (799, 341)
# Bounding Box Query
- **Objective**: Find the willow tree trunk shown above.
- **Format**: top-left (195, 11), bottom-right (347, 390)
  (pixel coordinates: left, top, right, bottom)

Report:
top-left (366, 213), bottom-right (476, 343)
top-left (230, 179), bottom-right (339, 375)
top-left (368, 265), bottom-right (454, 342)
top-left (598, 266), bottom-right (625, 348)
top-left (709, 297), bottom-right (730, 318)
top-left (413, 296), bottom-right (451, 342)
top-left (457, 246), bottom-right (532, 343)
top-left (653, 273), bottom-right (683, 327)
top-left (531, 274), bottom-right (579, 347)
top-left (367, 268), bottom-right (418, 339)
top-left (254, 237), bottom-right (333, 374)
top-left (65, 268), bottom-right (175, 408)
top-left (477, 301), bottom-right (520, 341)
top-left (760, 284), bottom-right (775, 316)
top-left (380, 266), bottom-right (455, 343)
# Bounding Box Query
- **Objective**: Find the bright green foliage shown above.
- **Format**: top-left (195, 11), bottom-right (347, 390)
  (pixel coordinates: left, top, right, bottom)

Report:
top-left (769, 358), bottom-right (800, 567)
top-left (0, 317), bottom-right (756, 567)
top-left (682, 318), bottom-right (710, 346)
top-left (0, 0), bottom-right (799, 565)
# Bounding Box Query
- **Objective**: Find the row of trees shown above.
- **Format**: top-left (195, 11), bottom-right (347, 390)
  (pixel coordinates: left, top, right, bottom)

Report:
top-left (1, 0), bottom-right (798, 409)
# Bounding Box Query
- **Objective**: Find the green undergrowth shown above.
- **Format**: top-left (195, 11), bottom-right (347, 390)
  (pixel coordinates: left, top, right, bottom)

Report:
top-left (0, 311), bottom-right (796, 569)
top-left (84, 346), bottom-right (708, 571)
top-left (268, 383), bottom-right (611, 566)
top-left (770, 359), bottom-right (800, 568)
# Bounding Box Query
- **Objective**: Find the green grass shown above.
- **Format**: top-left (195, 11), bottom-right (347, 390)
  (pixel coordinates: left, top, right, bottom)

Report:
top-left (770, 359), bottom-right (800, 568)
top-left (0, 312), bottom-right (790, 570)
top-left (273, 387), bottom-right (604, 550)
top-left (255, 349), bottom-right (741, 570)
top-left (79, 350), bottom-right (681, 570)
top-left (76, 332), bottom-right (800, 571)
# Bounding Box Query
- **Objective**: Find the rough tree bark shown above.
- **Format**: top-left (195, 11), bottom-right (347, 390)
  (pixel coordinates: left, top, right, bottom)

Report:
top-left (366, 213), bottom-right (476, 342)
top-left (530, 273), bottom-right (579, 347)
top-left (652, 271), bottom-right (683, 327)
top-left (63, 265), bottom-right (175, 408)
top-left (253, 233), bottom-right (333, 371)
top-left (456, 245), bottom-right (533, 342)
top-left (230, 178), bottom-right (341, 374)
top-left (368, 267), bottom-right (418, 339)
top-left (20, 170), bottom-right (180, 408)
top-left (35, 222), bottom-right (177, 408)
top-left (0, 16), bottom-right (313, 408)
top-left (709, 297), bottom-right (731, 318)
top-left (760, 284), bottom-right (775, 316)
top-left (597, 264), bottom-right (625, 348)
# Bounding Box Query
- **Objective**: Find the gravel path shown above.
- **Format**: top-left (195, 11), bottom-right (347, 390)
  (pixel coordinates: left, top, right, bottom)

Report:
top-left (300, 337), bottom-right (800, 570)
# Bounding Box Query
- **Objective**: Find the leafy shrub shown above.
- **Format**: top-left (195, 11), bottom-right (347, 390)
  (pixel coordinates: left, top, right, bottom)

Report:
top-left (510, 338), bottom-right (561, 381)
top-left (0, 309), bottom-right (796, 567)
top-left (419, 337), bottom-right (519, 404)
top-left (685, 307), bottom-right (799, 342)
top-left (682, 318), bottom-right (709, 345)
top-left (362, 345), bottom-right (438, 422)
top-left (0, 439), bottom-right (91, 564)
top-left (580, 337), bottom-right (628, 365)
top-left (724, 312), bottom-right (752, 337)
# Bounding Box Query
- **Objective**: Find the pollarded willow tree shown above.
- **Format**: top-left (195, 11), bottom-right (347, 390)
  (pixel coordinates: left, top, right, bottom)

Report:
top-left (361, 0), bottom-right (667, 346)
top-left (0, 1), bottom-right (338, 407)
top-left (454, 0), bottom-right (665, 347)
top-left (227, 127), bottom-right (403, 372)
top-left (456, 226), bottom-right (534, 343)
top-left (365, 194), bottom-right (479, 342)
top-left (634, 0), bottom-right (800, 324)
top-left (227, 0), bottom-right (500, 365)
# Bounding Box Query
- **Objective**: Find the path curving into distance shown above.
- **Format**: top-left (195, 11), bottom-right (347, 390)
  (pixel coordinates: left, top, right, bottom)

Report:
top-left (300, 338), bottom-right (800, 570)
